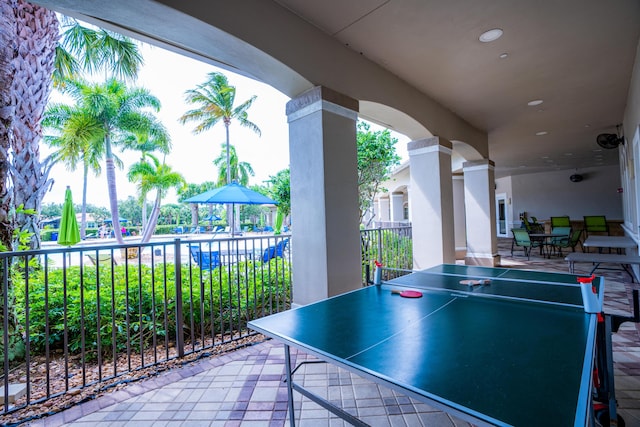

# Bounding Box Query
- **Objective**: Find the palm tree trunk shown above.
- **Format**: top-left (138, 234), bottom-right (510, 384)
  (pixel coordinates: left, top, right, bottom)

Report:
top-left (190, 203), bottom-right (198, 228)
top-left (224, 122), bottom-right (237, 234)
top-left (10, 0), bottom-right (57, 250)
top-left (142, 197), bottom-right (148, 232)
top-left (141, 191), bottom-right (162, 243)
top-left (0, 0), bottom-right (16, 250)
top-left (80, 162), bottom-right (89, 239)
top-left (105, 135), bottom-right (124, 244)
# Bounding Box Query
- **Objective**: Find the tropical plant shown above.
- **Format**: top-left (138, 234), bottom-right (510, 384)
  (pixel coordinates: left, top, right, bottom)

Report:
top-left (42, 102), bottom-right (107, 239)
top-left (0, 7), bottom-right (143, 250)
top-left (55, 78), bottom-right (165, 244)
top-left (179, 72), bottom-right (261, 232)
top-left (212, 143), bottom-right (254, 186)
top-left (2, 1), bottom-right (58, 251)
top-left (356, 121), bottom-right (401, 225)
top-left (267, 168), bottom-right (291, 234)
top-left (127, 153), bottom-right (186, 242)
top-left (267, 168), bottom-right (291, 217)
top-left (122, 124), bottom-right (171, 230)
top-left (53, 16), bottom-right (143, 86)
top-left (178, 182), bottom-right (217, 228)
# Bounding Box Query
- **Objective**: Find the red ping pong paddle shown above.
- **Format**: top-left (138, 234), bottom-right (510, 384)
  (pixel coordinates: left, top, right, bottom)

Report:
top-left (391, 289), bottom-right (423, 298)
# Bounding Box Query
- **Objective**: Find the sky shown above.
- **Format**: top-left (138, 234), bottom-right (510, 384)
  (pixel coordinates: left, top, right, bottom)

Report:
top-left (42, 42), bottom-right (408, 208)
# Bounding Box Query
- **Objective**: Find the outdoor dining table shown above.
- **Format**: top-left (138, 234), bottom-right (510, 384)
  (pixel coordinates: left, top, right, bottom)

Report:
top-left (529, 232), bottom-right (570, 258)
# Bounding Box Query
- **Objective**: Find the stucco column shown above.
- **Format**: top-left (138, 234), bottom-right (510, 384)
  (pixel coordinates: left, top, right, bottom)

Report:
top-left (286, 86), bottom-right (361, 306)
top-left (463, 159), bottom-right (500, 266)
top-left (408, 137), bottom-right (455, 269)
top-left (452, 175), bottom-right (467, 260)
top-left (378, 197), bottom-right (390, 222)
top-left (390, 192), bottom-right (404, 222)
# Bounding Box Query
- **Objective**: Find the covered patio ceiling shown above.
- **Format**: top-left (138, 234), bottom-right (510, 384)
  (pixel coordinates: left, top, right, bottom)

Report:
top-left (34, 0), bottom-right (640, 178)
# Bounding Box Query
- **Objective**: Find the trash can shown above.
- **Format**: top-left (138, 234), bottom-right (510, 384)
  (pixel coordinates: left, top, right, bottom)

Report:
top-left (51, 232), bottom-right (58, 241)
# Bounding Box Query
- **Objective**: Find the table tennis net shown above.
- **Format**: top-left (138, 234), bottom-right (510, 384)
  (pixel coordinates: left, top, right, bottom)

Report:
top-left (385, 270), bottom-right (586, 308)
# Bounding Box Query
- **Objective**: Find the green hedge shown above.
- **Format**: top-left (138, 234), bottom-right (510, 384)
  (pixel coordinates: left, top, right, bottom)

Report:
top-left (14, 260), bottom-right (290, 358)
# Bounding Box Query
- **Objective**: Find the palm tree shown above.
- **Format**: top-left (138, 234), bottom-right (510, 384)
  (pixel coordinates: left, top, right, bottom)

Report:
top-left (179, 72), bottom-right (261, 233)
top-left (0, 4), bottom-right (143, 249)
top-left (0, 0), bottom-right (16, 251)
top-left (128, 154), bottom-right (185, 242)
top-left (179, 72), bottom-right (261, 182)
top-left (58, 78), bottom-right (165, 244)
top-left (212, 143), bottom-right (255, 186)
top-left (53, 17), bottom-right (142, 86)
top-left (122, 126), bottom-right (171, 231)
top-left (0, 7), bottom-right (143, 361)
top-left (179, 181), bottom-right (217, 229)
top-left (42, 103), bottom-right (108, 239)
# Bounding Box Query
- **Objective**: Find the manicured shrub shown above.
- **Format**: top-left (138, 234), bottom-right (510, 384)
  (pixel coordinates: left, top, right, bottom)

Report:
top-left (14, 259), bottom-right (291, 358)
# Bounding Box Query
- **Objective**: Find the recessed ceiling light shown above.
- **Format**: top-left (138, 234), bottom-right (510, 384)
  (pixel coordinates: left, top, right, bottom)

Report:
top-left (535, 131), bottom-right (548, 136)
top-left (479, 28), bottom-right (503, 43)
top-left (528, 99), bottom-right (543, 106)
top-left (499, 53), bottom-right (509, 59)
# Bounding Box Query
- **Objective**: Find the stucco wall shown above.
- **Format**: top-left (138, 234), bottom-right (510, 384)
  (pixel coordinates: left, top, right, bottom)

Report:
top-left (497, 165), bottom-right (622, 230)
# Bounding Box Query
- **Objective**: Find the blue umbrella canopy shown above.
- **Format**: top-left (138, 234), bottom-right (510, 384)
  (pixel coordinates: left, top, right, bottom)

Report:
top-left (57, 186), bottom-right (81, 246)
top-left (184, 182), bottom-right (277, 205)
top-left (184, 182), bottom-right (277, 236)
top-left (103, 218), bottom-right (128, 224)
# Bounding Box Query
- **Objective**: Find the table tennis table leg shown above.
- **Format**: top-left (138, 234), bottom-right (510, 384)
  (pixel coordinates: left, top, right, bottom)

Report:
top-left (283, 344), bottom-right (371, 427)
top-left (284, 345), bottom-right (297, 427)
top-left (594, 315), bottom-right (619, 426)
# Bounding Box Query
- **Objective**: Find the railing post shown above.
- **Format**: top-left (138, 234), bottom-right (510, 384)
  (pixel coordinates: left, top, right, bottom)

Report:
top-left (2, 257), bottom-right (10, 412)
top-left (376, 227), bottom-right (383, 264)
top-left (174, 238), bottom-right (185, 358)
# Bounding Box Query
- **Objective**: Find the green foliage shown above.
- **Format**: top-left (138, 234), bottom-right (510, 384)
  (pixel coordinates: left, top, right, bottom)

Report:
top-left (267, 168), bottom-right (290, 216)
top-left (357, 121), bottom-right (401, 224)
top-left (14, 260), bottom-right (291, 358)
top-left (158, 203), bottom-right (192, 225)
top-left (361, 229), bottom-right (413, 284)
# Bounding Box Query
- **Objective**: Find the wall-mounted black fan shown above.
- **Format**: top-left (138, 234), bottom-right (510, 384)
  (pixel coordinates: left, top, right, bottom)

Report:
top-left (596, 124), bottom-right (624, 149)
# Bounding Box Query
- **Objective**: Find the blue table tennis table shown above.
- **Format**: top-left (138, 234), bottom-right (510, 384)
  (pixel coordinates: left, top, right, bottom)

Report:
top-left (248, 264), bottom-right (621, 426)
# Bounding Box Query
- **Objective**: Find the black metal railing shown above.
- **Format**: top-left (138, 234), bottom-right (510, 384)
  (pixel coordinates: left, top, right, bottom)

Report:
top-left (0, 234), bottom-right (291, 417)
top-left (360, 225), bottom-right (413, 285)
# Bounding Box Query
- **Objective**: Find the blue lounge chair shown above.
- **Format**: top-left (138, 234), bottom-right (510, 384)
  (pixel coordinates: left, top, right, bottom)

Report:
top-left (189, 245), bottom-right (221, 269)
top-left (262, 238), bottom-right (289, 263)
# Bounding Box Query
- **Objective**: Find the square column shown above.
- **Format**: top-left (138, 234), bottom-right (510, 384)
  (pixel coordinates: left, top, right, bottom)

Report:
top-left (286, 86), bottom-right (361, 306)
top-left (377, 197), bottom-right (390, 222)
top-left (452, 175), bottom-right (467, 260)
top-left (390, 192), bottom-right (405, 222)
top-left (463, 159), bottom-right (500, 266)
top-left (408, 137), bottom-right (456, 268)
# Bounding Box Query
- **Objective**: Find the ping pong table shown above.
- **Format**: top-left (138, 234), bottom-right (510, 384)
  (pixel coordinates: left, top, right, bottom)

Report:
top-left (248, 264), bottom-right (609, 426)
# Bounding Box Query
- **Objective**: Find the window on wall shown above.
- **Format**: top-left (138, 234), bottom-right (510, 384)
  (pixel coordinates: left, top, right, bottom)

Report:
top-left (403, 203), bottom-right (409, 220)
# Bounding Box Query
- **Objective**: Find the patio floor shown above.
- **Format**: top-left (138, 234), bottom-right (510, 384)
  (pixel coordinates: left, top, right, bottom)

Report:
top-left (25, 238), bottom-right (640, 427)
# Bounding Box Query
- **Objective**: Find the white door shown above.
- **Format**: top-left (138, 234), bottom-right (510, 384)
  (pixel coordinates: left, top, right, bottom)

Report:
top-left (495, 193), bottom-right (508, 237)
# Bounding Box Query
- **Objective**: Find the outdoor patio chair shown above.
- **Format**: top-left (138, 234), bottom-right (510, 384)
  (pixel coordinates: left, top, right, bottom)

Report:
top-left (523, 217), bottom-right (544, 234)
top-left (549, 226), bottom-right (572, 256)
top-left (189, 245), bottom-right (221, 270)
top-left (86, 253), bottom-right (117, 266)
top-left (568, 228), bottom-right (584, 252)
top-left (584, 215), bottom-right (609, 237)
top-left (511, 228), bottom-right (544, 260)
top-left (550, 216), bottom-right (571, 228)
top-left (262, 238), bottom-right (289, 263)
